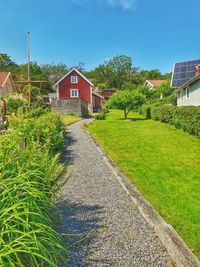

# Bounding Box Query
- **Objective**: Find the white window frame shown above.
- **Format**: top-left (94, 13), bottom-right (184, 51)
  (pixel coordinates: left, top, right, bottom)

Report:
top-left (186, 87), bottom-right (190, 99)
top-left (71, 76), bottom-right (78, 84)
top-left (70, 89), bottom-right (79, 98)
top-left (181, 90), bottom-right (184, 101)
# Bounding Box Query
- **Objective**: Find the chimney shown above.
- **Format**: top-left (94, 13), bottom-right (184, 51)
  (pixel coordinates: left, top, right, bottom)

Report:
top-left (195, 64), bottom-right (200, 75)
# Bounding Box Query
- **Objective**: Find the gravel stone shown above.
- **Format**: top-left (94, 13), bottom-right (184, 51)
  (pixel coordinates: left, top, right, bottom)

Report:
top-left (56, 120), bottom-right (173, 267)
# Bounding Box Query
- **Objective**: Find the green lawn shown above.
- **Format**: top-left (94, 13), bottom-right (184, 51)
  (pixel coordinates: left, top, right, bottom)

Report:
top-left (88, 109), bottom-right (200, 258)
top-left (60, 114), bottom-right (81, 126)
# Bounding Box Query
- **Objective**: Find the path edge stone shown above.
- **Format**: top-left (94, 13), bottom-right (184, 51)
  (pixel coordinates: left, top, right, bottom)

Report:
top-left (84, 127), bottom-right (200, 267)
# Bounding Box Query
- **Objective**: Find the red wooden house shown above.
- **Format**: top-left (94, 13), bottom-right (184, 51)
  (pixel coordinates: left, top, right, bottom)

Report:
top-left (101, 89), bottom-right (116, 100)
top-left (54, 68), bottom-right (104, 113)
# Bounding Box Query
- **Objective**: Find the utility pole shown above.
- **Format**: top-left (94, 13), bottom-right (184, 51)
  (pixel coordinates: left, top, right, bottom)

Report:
top-left (27, 32), bottom-right (31, 107)
top-left (15, 33), bottom-right (47, 99)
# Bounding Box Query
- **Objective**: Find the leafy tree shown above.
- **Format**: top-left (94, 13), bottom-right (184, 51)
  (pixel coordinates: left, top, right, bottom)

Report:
top-left (0, 53), bottom-right (19, 78)
top-left (19, 62), bottom-right (53, 94)
top-left (140, 69), bottom-right (162, 80)
top-left (23, 85), bottom-right (40, 102)
top-left (41, 63), bottom-right (68, 84)
top-left (122, 82), bottom-right (138, 91)
top-left (156, 80), bottom-right (173, 97)
top-left (97, 83), bottom-right (107, 90)
top-left (122, 82), bottom-right (156, 102)
top-left (71, 62), bottom-right (86, 73)
top-left (106, 55), bottom-right (133, 88)
top-left (87, 55), bottom-right (134, 89)
top-left (87, 56), bottom-right (170, 89)
top-left (108, 90), bottom-right (145, 119)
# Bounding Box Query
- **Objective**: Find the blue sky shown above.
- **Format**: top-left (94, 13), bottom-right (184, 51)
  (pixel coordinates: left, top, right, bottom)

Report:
top-left (0, 0), bottom-right (200, 73)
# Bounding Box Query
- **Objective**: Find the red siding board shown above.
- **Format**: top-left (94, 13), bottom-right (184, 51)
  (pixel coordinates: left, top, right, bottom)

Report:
top-left (101, 90), bottom-right (115, 100)
top-left (58, 70), bottom-right (91, 103)
top-left (93, 95), bottom-right (101, 107)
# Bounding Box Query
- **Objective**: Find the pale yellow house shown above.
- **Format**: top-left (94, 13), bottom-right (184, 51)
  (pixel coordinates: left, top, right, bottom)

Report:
top-left (0, 72), bottom-right (15, 98)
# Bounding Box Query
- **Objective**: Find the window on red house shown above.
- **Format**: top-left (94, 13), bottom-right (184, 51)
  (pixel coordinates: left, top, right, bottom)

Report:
top-left (71, 76), bottom-right (78, 84)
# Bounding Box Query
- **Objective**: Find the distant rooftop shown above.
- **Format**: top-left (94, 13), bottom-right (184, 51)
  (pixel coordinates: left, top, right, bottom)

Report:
top-left (146, 80), bottom-right (166, 87)
top-left (0, 72), bottom-right (10, 87)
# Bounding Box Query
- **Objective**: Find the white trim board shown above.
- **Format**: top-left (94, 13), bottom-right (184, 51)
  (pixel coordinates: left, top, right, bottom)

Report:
top-left (92, 92), bottom-right (104, 99)
top-left (1, 72), bottom-right (11, 88)
top-left (54, 68), bottom-right (93, 87)
top-left (70, 88), bottom-right (79, 98)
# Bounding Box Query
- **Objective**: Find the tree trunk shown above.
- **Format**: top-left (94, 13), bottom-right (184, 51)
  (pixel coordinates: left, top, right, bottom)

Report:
top-left (124, 109), bottom-right (127, 119)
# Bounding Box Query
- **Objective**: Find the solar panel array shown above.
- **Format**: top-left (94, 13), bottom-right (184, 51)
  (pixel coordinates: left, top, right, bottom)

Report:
top-left (171, 59), bottom-right (200, 87)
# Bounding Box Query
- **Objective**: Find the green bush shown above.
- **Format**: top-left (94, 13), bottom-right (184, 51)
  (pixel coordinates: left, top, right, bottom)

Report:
top-left (27, 107), bottom-right (48, 118)
top-left (95, 112), bottom-right (106, 120)
top-left (150, 106), bottom-right (200, 137)
top-left (5, 94), bottom-right (50, 118)
top-left (30, 99), bottom-right (51, 111)
top-left (9, 112), bottom-right (65, 153)
top-left (151, 105), bottom-right (174, 123)
top-left (139, 105), bottom-right (151, 119)
top-left (5, 94), bottom-right (28, 115)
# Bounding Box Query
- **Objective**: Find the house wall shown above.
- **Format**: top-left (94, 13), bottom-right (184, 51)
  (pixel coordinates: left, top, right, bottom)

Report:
top-left (0, 77), bottom-right (14, 98)
top-left (58, 70), bottom-right (92, 104)
top-left (101, 90), bottom-right (115, 100)
top-left (177, 79), bottom-right (200, 106)
top-left (51, 98), bottom-right (88, 117)
top-left (92, 95), bottom-right (102, 111)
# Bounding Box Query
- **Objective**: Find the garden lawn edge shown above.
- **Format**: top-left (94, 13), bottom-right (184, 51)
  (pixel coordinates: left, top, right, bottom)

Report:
top-left (65, 118), bottom-right (83, 126)
top-left (85, 126), bottom-right (200, 267)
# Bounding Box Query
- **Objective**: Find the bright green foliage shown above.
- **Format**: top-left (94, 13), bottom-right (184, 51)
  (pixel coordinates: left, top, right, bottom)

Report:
top-left (5, 94), bottom-right (51, 117)
top-left (23, 85), bottom-right (40, 101)
top-left (40, 63), bottom-right (68, 85)
top-left (0, 111), bottom-right (66, 266)
top-left (139, 105), bottom-right (152, 119)
top-left (9, 112), bottom-right (65, 153)
top-left (18, 62), bottom-right (53, 94)
top-left (0, 53), bottom-right (18, 78)
top-left (87, 55), bottom-right (134, 89)
top-left (95, 112), bottom-right (106, 120)
top-left (88, 109), bottom-right (200, 258)
top-left (108, 90), bottom-right (145, 119)
top-left (5, 94), bottom-right (28, 115)
top-left (0, 139), bottom-right (65, 266)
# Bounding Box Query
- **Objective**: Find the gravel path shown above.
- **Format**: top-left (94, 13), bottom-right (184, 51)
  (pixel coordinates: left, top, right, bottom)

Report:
top-left (56, 120), bottom-right (173, 267)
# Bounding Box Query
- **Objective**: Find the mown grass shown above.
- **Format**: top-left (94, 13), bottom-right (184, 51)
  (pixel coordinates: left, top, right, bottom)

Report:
top-left (88, 109), bottom-right (200, 258)
top-left (60, 114), bottom-right (81, 126)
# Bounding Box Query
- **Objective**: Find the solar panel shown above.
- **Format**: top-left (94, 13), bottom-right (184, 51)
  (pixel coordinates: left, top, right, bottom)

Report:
top-left (171, 59), bottom-right (200, 87)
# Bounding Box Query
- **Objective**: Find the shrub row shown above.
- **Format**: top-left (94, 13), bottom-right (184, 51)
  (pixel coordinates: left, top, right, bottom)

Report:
top-left (9, 112), bottom-right (65, 153)
top-left (141, 105), bottom-right (200, 137)
top-left (0, 112), bottom-right (66, 266)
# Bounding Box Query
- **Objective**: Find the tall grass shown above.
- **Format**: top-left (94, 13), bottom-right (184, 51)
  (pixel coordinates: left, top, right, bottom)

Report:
top-left (0, 112), bottom-right (66, 266)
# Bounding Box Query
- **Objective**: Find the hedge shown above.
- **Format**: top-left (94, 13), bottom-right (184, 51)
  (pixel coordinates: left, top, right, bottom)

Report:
top-left (141, 105), bottom-right (200, 137)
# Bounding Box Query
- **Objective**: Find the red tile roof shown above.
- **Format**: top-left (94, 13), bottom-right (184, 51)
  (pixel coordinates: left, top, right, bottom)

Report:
top-left (0, 72), bottom-right (10, 87)
top-left (147, 80), bottom-right (166, 87)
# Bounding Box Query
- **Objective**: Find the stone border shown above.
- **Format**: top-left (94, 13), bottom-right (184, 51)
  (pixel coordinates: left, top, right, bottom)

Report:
top-left (85, 128), bottom-right (200, 267)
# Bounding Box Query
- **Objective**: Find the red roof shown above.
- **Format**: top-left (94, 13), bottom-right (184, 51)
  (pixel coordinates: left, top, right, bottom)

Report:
top-left (146, 80), bottom-right (166, 87)
top-left (0, 72), bottom-right (10, 87)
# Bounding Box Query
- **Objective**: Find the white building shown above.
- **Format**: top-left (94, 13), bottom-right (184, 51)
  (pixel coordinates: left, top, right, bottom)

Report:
top-left (177, 74), bottom-right (200, 106)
